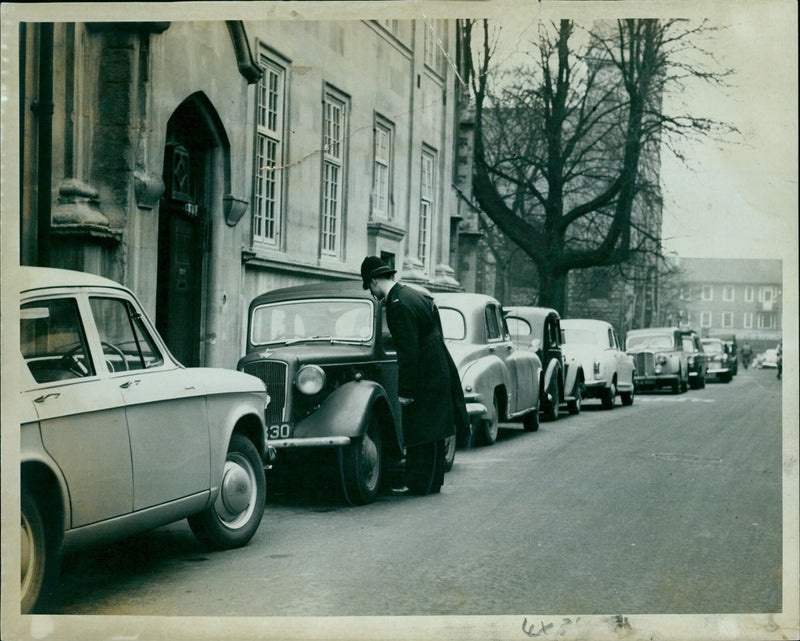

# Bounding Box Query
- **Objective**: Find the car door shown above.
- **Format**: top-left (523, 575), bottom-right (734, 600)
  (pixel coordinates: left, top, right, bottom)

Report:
top-left (500, 310), bottom-right (535, 412)
top-left (87, 294), bottom-right (211, 511)
top-left (485, 303), bottom-right (517, 409)
top-left (20, 294), bottom-right (133, 527)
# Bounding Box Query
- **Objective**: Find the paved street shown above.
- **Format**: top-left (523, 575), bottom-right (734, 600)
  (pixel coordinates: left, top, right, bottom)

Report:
top-left (53, 367), bottom-right (783, 618)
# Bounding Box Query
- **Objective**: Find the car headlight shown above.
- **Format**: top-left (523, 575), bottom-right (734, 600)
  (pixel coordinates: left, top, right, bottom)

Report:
top-left (657, 355), bottom-right (668, 365)
top-left (688, 356), bottom-right (695, 365)
top-left (296, 365), bottom-right (326, 395)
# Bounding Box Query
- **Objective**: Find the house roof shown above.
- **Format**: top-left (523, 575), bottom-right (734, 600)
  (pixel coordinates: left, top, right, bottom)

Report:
top-left (679, 257), bottom-right (782, 284)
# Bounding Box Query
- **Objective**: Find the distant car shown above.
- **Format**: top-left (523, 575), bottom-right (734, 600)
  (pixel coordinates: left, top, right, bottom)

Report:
top-left (434, 293), bottom-right (542, 444)
top-left (504, 306), bottom-right (583, 419)
top-left (681, 330), bottom-right (707, 389)
top-left (19, 267), bottom-right (269, 614)
top-left (561, 319), bottom-right (635, 408)
top-left (700, 338), bottom-right (734, 382)
top-left (757, 348), bottom-right (780, 369)
top-left (625, 327), bottom-right (689, 394)
top-left (716, 334), bottom-right (739, 375)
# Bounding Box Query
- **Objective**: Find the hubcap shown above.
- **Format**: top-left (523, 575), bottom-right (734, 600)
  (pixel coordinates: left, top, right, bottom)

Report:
top-left (361, 434), bottom-right (379, 490)
top-left (217, 454), bottom-right (255, 527)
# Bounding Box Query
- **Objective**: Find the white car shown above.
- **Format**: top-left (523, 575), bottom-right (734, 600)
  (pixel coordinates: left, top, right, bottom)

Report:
top-left (561, 319), bottom-right (635, 408)
top-left (757, 348), bottom-right (780, 369)
top-left (19, 267), bottom-right (270, 613)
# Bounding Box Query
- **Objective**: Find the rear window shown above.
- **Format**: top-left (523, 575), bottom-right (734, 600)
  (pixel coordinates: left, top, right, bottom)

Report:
top-left (439, 307), bottom-right (466, 340)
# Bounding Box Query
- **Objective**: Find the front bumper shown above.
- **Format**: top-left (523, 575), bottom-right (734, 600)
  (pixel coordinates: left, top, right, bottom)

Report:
top-left (634, 374), bottom-right (678, 389)
top-left (268, 435), bottom-right (352, 449)
top-left (582, 380), bottom-right (608, 398)
top-left (706, 366), bottom-right (732, 377)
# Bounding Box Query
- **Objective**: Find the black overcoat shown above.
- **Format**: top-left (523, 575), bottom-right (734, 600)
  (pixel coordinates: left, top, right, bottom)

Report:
top-left (385, 283), bottom-right (469, 447)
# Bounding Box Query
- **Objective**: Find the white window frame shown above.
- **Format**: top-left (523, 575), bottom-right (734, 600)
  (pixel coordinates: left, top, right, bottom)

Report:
top-left (757, 313), bottom-right (776, 330)
top-left (253, 55), bottom-right (286, 246)
top-left (701, 285), bottom-right (713, 301)
top-left (372, 116), bottom-right (393, 220)
top-left (743, 312), bottom-right (753, 329)
top-left (722, 286), bottom-right (735, 302)
top-left (321, 88), bottom-right (348, 257)
top-left (700, 311), bottom-right (712, 328)
top-left (680, 287), bottom-right (692, 301)
top-left (759, 286), bottom-right (774, 303)
top-left (744, 286), bottom-right (754, 302)
top-left (721, 311), bottom-right (734, 328)
top-left (423, 19), bottom-right (447, 75)
top-left (418, 148), bottom-right (436, 269)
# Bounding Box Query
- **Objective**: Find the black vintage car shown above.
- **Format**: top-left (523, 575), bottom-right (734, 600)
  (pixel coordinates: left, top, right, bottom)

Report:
top-left (237, 281), bottom-right (476, 505)
top-left (680, 330), bottom-right (707, 389)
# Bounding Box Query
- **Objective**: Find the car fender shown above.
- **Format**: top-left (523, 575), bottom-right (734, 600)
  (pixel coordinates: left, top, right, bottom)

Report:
top-left (21, 422), bottom-right (71, 532)
top-left (205, 390), bottom-right (269, 497)
top-left (542, 357), bottom-right (561, 403)
top-left (293, 380), bottom-right (401, 446)
top-left (459, 355), bottom-right (510, 409)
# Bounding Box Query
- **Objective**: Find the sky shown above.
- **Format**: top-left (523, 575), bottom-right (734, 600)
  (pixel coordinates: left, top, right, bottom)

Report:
top-left (474, 0), bottom-right (798, 262)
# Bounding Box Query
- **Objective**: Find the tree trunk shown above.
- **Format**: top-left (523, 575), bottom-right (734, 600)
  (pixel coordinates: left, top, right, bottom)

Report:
top-left (537, 267), bottom-right (567, 314)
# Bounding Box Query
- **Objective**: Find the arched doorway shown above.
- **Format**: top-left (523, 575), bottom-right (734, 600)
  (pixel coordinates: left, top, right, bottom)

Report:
top-left (157, 94), bottom-right (226, 367)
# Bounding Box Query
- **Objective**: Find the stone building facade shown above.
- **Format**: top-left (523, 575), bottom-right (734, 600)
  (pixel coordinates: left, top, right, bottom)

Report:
top-left (19, 19), bottom-right (467, 369)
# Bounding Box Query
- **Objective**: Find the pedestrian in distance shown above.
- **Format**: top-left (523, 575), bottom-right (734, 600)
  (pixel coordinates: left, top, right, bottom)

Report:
top-left (360, 256), bottom-right (468, 495)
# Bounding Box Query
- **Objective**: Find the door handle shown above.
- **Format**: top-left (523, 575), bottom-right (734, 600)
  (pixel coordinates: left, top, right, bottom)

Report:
top-left (488, 346), bottom-right (495, 353)
top-left (34, 392), bottom-right (60, 403)
top-left (120, 379), bottom-right (141, 389)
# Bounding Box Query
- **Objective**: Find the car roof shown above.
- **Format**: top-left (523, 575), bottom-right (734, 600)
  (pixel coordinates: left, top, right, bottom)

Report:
top-left (561, 318), bottom-right (610, 329)
top-left (434, 292), bottom-right (501, 310)
top-left (627, 326), bottom-right (681, 335)
top-left (250, 280), bottom-right (369, 307)
top-left (504, 306), bottom-right (559, 323)
top-left (17, 266), bottom-right (129, 295)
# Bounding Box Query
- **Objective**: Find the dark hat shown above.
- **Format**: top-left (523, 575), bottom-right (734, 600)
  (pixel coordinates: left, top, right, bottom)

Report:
top-left (360, 256), bottom-right (396, 289)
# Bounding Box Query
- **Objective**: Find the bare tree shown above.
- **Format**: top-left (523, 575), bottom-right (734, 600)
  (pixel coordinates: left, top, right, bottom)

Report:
top-left (464, 18), bottom-right (735, 314)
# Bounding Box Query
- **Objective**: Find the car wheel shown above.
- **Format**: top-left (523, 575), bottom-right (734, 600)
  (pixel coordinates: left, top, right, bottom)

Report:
top-left (339, 416), bottom-right (383, 505)
top-left (600, 381), bottom-right (616, 409)
top-left (620, 384), bottom-right (634, 406)
top-left (542, 381), bottom-right (560, 421)
top-left (482, 393), bottom-right (501, 445)
top-left (443, 434), bottom-right (456, 472)
top-left (523, 393), bottom-right (540, 432)
top-left (21, 487), bottom-right (59, 614)
top-left (188, 434), bottom-right (266, 548)
top-left (567, 383), bottom-right (582, 415)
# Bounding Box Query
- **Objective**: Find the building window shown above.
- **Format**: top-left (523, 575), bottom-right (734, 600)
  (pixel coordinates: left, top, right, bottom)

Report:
top-left (701, 285), bottom-right (713, 301)
top-left (721, 311), bottom-right (734, 328)
top-left (321, 88), bottom-right (348, 257)
top-left (758, 286), bottom-right (775, 303)
top-left (744, 286), bottom-right (754, 302)
top-left (722, 286), bottom-right (735, 302)
top-left (680, 287), bottom-right (692, 301)
top-left (700, 311), bottom-right (712, 328)
top-left (254, 56), bottom-right (286, 245)
top-left (757, 313), bottom-right (776, 330)
top-left (418, 148), bottom-right (436, 268)
top-left (423, 19), bottom-right (447, 75)
top-left (743, 312), bottom-right (753, 329)
top-left (372, 117), bottom-right (393, 219)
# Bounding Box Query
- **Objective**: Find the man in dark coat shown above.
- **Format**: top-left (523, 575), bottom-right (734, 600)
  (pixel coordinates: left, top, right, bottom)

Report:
top-left (360, 256), bottom-right (468, 495)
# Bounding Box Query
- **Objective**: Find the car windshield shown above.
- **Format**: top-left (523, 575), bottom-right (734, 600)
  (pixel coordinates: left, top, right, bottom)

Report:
top-left (251, 298), bottom-right (374, 345)
top-left (626, 332), bottom-right (674, 350)
top-left (562, 328), bottom-right (598, 345)
top-left (439, 307), bottom-right (466, 340)
top-left (702, 340), bottom-right (724, 354)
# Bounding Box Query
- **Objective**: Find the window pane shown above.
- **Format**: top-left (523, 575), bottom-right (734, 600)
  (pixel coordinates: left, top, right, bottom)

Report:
top-left (90, 297), bottom-right (162, 372)
top-left (21, 298), bottom-right (95, 382)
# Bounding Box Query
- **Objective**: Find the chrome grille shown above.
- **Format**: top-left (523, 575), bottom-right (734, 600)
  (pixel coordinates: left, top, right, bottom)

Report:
top-left (242, 360), bottom-right (287, 424)
top-left (634, 352), bottom-right (655, 376)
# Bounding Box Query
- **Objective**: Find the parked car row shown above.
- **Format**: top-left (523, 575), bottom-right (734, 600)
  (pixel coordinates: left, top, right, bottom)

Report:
top-left (15, 269), bottom-right (746, 614)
